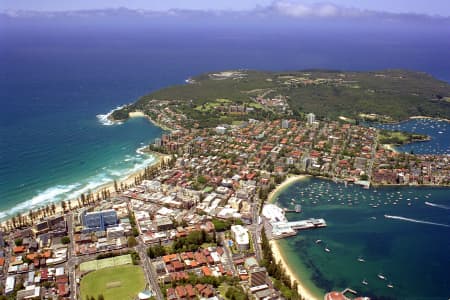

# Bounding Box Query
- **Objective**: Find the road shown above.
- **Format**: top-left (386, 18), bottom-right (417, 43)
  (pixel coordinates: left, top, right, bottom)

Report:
top-left (137, 238), bottom-right (164, 300)
top-left (248, 201), bottom-right (263, 262)
top-left (66, 212), bottom-right (77, 300)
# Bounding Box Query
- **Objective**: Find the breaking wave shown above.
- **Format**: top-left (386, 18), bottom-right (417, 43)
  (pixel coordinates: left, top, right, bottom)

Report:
top-left (384, 214), bottom-right (450, 228)
top-left (96, 105), bottom-right (127, 125)
top-left (0, 152), bottom-right (156, 221)
top-left (425, 201), bottom-right (450, 210)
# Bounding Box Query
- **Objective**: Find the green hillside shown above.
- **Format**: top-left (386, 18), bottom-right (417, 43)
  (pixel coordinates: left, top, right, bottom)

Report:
top-left (113, 69), bottom-right (450, 127)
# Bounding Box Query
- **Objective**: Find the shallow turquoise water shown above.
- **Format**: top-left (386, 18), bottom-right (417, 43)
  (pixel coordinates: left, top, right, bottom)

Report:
top-left (274, 177), bottom-right (450, 299)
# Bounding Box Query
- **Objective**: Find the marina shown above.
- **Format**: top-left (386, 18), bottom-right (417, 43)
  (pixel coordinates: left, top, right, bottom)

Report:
top-left (274, 176), bottom-right (450, 299)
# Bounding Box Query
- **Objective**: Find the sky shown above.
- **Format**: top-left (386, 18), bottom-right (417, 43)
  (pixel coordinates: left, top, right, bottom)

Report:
top-left (1, 0), bottom-right (449, 17)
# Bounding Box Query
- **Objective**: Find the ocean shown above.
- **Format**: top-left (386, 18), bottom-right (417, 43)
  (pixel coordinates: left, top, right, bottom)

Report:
top-left (1, 23), bottom-right (449, 218)
top-left (1, 18), bottom-right (450, 299)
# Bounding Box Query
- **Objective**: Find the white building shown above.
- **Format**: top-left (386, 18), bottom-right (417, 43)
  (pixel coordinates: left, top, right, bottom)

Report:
top-left (262, 204), bottom-right (287, 223)
top-left (231, 225), bottom-right (249, 250)
top-left (281, 119), bottom-right (289, 129)
top-left (107, 225), bottom-right (125, 239)
top-left (5, 276), bottom-right (15, 294)
top-left (307, 113), bottom-right (316, 125)
top-left (215, 126), bottom-right (227, 134)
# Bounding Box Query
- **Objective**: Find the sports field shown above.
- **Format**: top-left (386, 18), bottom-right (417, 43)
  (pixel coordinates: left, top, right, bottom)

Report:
top-left (80, 264), bottom-right (145, 300)
top-left (79, 254), bottom-right (132, 272)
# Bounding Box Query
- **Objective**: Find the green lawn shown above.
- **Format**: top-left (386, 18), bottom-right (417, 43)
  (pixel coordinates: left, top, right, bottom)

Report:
top-left (80, 265), bottom-right (146, 300)
top-left (79, 254), bottom-right (132, 272)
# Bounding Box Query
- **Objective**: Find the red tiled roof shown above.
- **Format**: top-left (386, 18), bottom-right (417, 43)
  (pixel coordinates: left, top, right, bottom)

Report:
top-left (325, 292), bottom-right (347, 300)
top-left (13, 246), bottom-right (25, 253)
top-left (201, 266), bottom-right (212, 277)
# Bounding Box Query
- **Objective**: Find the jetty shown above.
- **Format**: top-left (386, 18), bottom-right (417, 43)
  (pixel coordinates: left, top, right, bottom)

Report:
top-left (262, 203), bottom-right (327, 239)
top-left (283, 204), bottom-right (302, 213)
top-left (269, 218), bottom-right (327, 239)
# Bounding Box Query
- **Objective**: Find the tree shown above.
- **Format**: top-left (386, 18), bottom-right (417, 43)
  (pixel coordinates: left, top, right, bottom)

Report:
top-left (98, 295), bottom-right (105, 300)
top-left (15, 238), bottom-right (23, 246)
top-left (127, 236), bottom-right (138, 248)
top-left (197, 175), bottom-right (207, 185)
top-left (61, 200), bottom-right (67, 212)
top-left (147, 244), bottom-right (166, 259)
top-left (61, 236), bottom-right (70, 244)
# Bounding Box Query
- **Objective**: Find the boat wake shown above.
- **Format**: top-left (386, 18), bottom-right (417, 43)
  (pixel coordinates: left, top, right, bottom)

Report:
top-left (96, 105), bottom-right (126, 125)
top-left (425, 201), bottom-right (450, 210)
top-left (384, 214), bottom-right (450, 228)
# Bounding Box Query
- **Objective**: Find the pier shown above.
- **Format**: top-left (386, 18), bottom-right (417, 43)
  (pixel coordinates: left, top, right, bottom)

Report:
top-left (270, 218), bottom-right (327, 239)
top-left (283, 204), bottom-right (302, 213)
top-left (262, 204), bottom-right (326, 240)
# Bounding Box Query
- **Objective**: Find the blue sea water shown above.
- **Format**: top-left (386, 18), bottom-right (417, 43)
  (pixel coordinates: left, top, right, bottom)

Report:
top-left (370, 118), bottom-right (450, 155)
top-left (1, 22), bottom-right (450, 221)
top-left (275, 178), bottom-right (450, 299)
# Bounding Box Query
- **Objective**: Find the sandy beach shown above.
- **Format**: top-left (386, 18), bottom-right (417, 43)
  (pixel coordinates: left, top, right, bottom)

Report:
top-left (270, 240), bottom-right (319, 300)
top-left (129, 110), bottom-right (174, 131)
top-left (383, 143), bottom-right (398, 153)
top-left (267, 175), bottom-right (308, 204)
top-left (0, 151), bottom-right (171, 230)
top-left (266, 174), bottom-right (321, 300)
top-left (129, 111), bottom-right (146, 118)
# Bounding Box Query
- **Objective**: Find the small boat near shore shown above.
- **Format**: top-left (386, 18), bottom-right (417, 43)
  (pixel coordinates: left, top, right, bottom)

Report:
top-left (387, 283), bottom-right (394, 288)
top-left (315, 239), bottom-right (322, 244)
top-left (324, 246), bottom-right (331, 252)
top-left (362, 279), bottom-right (368, 285)
top-left (357, 256), bottom-right (366, 262)
top-left (378, 273), bottom-right (387, 280)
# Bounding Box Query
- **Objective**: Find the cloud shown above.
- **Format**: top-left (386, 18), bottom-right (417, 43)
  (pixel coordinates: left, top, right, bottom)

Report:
top-left (1, 1), bottom-right (448, 23)
top-left (271, 2), bottom-right (343, 18)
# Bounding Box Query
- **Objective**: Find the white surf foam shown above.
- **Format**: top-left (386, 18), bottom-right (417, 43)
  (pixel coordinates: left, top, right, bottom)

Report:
top-left (384, 214), bottom-right (450, 228)
top-left (136, 145), bottom-right (148, 155)
top-left (96, 104), bottom-right (127, 126)
top-left (424, 201), bottom-right (450, 210)
top-left (64, 174), bottom-right (111, 200)
top-left (1, 151), bottom-right (157, 221)
top-left (2, 183), bottom-right (81, 219)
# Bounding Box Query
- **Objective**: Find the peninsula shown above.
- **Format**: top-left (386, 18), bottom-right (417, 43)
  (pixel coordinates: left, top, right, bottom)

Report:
top-left (1, 69), bottom-right (449, 300)
top-left (113, 69), bottom-right (450, 127)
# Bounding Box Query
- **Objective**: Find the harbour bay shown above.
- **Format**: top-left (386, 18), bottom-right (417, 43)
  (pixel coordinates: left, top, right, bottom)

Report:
top-left (273, 177), bottom-right (450, 299)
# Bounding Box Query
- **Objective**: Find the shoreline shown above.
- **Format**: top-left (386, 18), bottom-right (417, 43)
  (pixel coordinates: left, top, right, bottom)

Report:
top-left (383, 143), bottom-right (398, 153)
top-left (270, 240), bottom-right (321, 300)
top-left (409, 115), bottom-right (450, 123)
top-left (1, 107), bottom-right (172, 229)
top-left (266, 174), bottom-right (322, 300)
top-left (113, 110), bottom-right (175, 132)
top-left (267, 175), bottom-right (309, 205)
top-left (0, 149), bottom-right (171, 230)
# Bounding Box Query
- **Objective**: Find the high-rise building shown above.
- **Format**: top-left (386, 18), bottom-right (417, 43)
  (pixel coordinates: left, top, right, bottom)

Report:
top-left (154, 138), bottom-right (162, 147)
top-left (82, 209), bottom-right (118, 233)
top-left (307, 112), bottom-right (316, 125)
top-left (231, 225), bottom-right (249, 250)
